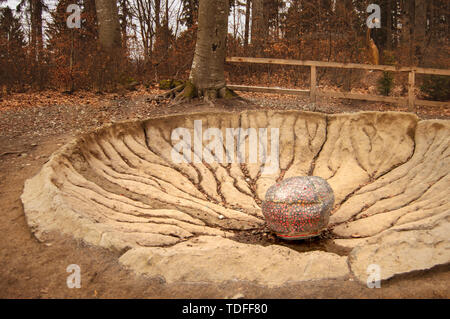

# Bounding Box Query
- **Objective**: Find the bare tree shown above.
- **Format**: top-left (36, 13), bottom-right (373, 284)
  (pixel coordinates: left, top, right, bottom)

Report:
top-left (16, 0), bottom-right (45, 87)
top-left (131, 0), bottom-right (154, 60)
top-left (0, 6), bottom-right (26, 91)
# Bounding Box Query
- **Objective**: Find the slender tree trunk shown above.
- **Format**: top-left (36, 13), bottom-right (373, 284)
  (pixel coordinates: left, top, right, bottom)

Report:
top-left (366, 28), bottom-right (380, 65)
top-left (189, 0), bottom-right (195, 22)
top-left (401, 0), bottom-right (414, 64)
top-left (414, 0), bottom-right (427, 64)
top-left (189, 0), bottom-right (230, 97)
top-left (69, 29), bottom-right (75, 92)
top-left (30, 0), bottom-right (43, 88)
top-left (119, 0), bottom-right (129, 49)
top-left (83, 0), bottom-right (98, 40)
top-left (244, 0), bottom-right (251, 49)
top-left (155, 0), bottom-right (161, 32)
top-left (163, 0), bottom-right (169, 53)
top-left (251, 0), bottom-right (267, 55)
top-left (30, 0), bottom-right (43, 61)
top-left (153, 0), bottom-right (169, 74)
top-left (386, 0), bottom-right (393, 50)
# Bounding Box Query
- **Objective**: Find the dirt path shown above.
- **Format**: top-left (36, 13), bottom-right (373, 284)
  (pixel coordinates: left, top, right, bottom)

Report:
top-left (0, 90), bottom-right (449, 298)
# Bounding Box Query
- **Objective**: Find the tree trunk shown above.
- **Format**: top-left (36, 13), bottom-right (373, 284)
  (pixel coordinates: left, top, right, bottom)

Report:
top-left (30, 0), bottom-right (43, 61)
top-left (153, 0), bottom-right (170, 74)
top-left (244, 0), bottom-right (251, 49)
top-left (251, 0), bottom-right (267, 55)
top-left (366, 28), bottom-right (380, 65)
top-left (414, 0), bottom-right (427, 65)
top-left (334, 0), bottom-right (352, 27)
top-left (155, 0), bottom-right (161, 31)
top-left (94, 0), bottom-right (122, 90)
top-left (400, 0), bottom-right (414, 65)
top-left (84, 0), bottom-right (98, 32)
top-left (30, 0), bottom-right (43, 89)
top-left (95, 0), bottom-right (122, 51)
top-left (386, 0), bottom-right (392, 50)
top-left (188, 0), bottom-right (230, 98)
top-left (119, 0), bottom-right (129, 49)
top-left (163, 0), bottom-right (170, 53)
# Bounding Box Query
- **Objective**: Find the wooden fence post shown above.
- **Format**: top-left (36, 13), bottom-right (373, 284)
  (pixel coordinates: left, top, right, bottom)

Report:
top-left (310, 65), bottom-right (317, 103)
top-left (408, 71), bottom-right (415, 111)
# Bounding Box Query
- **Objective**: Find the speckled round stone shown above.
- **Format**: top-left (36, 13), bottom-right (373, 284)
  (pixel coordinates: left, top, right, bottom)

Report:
top-left (262, 176), bottom-right (335, 240)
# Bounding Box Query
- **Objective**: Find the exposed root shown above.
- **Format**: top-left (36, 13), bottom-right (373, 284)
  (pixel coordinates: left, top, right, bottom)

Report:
top-left (0, 150), bottom-right (22, 157)
top-left (150, 80), bottom-right (249, 107)
top-left (155, 84), bottom-right (185, 100)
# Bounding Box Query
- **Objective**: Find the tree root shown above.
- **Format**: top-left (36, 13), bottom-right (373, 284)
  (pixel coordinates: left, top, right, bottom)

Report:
top-left (152, 84), bottom-right (185, 101)
top-left (0, 150), bottom-right (22, 157)
top-left (148, 80), bottom-right (249, 107)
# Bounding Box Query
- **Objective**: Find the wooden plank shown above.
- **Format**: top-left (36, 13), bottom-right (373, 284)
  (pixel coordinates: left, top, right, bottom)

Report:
top-left (317, 90), bottom-right (406, 104)
top-left (310, 65), bottom-right (317, 102)
top-left (226, 57), bottom-right (450, 76)
top-left (227, 56), bottom-right (311, 67)
top-left (227, 56), bottom-right (406, 72)
top-left (414, 68), bottom-right (450, 76)
top-left (415, 99), bottom-right (450, 108)
top-left (227, 84), bottom-right (310, 96)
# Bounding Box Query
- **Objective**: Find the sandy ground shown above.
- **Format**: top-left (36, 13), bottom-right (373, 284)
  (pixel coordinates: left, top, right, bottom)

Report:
top-left (0, 90), bottom-right (449, 298)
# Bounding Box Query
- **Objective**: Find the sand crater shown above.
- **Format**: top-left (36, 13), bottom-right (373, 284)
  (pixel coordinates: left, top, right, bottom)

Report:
top-left (21, 110), bottom-right (450, 286)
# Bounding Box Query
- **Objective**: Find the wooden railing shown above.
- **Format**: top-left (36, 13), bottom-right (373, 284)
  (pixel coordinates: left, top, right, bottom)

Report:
top-left (226, 57), bottom-right (450, 109)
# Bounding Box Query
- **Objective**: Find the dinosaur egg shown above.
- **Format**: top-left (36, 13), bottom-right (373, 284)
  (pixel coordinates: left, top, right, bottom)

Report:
top-left (262, 176), bottom-right (334, 240)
